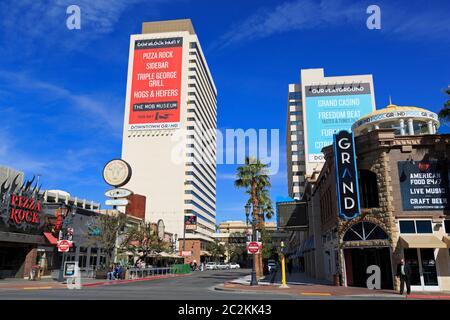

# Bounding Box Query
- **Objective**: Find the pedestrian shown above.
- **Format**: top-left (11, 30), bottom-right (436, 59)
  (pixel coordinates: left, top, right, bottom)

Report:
top-left (107, 264), bottom-right (115, 280)
top-left (396, 258), bottom-right (411, 295)
top-left (287, 258), bottom-right (293, 276)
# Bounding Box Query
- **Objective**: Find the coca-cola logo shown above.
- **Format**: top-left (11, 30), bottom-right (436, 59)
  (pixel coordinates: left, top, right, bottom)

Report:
top-left (418, 161), bottom-right (430, 172)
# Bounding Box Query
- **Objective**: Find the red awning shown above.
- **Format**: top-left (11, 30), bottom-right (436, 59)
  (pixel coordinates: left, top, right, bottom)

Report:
top-left (43, 232), bottom-right (58, 245)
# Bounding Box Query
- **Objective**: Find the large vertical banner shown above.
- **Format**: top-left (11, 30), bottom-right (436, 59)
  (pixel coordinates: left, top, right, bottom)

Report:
top-left (304, 83), bottom-right (374, 163)
top-left (333, 130), bottom-right (361, 220)
top-left (128, 37), bottom-right (183, 131)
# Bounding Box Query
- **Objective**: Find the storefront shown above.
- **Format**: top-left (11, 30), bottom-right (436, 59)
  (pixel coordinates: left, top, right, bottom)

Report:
top-left (301, 104), bottom-right (450, 291)
top-left (0, 175), bottom-right (56, 278)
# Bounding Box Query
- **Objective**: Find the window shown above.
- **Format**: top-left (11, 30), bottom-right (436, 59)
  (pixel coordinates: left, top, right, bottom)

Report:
top-left (416, 220), bottom-right (433, 233)
top-left (399, 220), bottom-right (433, 234)
top-left (343, 221), bottom-right (389, 241)
top-left (399, 220), bottom-right (416, 234)
top-left (445, 220), bottom-right (450, 234)
top-left (359, 170), bottom-right (379, 208)
top-left (289, 92), bottom-right (301, 100)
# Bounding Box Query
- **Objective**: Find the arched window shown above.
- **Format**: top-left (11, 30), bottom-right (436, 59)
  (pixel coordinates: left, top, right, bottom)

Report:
top-left (343, 221), bottom-right (388, 241)
top-left (358, 170), bottom-right (380, 208)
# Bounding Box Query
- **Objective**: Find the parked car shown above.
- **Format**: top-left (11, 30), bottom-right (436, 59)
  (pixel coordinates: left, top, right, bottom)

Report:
top-left (217, 263), bottom-right (230, 270)
top-left (229, 263), bottom-right (240, 269)
top-left (267, 260), bottom-right (277, 273)
top-left (205, 262), bottom-right (218, 270)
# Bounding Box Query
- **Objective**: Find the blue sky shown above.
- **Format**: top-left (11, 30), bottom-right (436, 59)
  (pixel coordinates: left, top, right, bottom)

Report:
top-left (0, 0), bottom-right (449, 224)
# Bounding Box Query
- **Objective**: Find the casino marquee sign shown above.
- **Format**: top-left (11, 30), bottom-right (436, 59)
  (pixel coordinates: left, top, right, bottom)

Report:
top-left (0, 175), bottom-right (45, 232)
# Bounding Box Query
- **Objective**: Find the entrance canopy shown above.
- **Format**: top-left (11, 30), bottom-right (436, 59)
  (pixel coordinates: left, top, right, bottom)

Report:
top-left (399, 235), bottom-right (447, 249)
top-left (443, 236), bottom-right (450, 248)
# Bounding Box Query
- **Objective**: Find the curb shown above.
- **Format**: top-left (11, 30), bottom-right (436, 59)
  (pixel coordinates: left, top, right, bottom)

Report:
top-left (82, 273), bottom-right (191, 288)
top-left (0, 273), bottom-right (192, 290)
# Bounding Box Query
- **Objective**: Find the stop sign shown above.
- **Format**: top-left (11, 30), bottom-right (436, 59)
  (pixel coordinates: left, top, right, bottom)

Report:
top-left (57, 240), bottom-right (72, 253)
top-left (247, 242), bottom-right (260, 254)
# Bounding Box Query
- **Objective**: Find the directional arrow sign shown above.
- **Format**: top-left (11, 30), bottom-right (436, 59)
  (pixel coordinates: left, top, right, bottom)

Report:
top-left (105, 199), bottom-right (129, 206)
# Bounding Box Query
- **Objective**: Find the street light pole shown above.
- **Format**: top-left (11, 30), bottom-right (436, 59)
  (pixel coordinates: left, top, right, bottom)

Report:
top-left (246, 203), bottom-right (258, 286)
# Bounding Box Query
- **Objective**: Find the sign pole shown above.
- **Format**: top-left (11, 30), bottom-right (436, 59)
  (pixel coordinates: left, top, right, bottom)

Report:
top-left (280, 241), bottom-right (289, 288)
top-left (250, 220), bottom-right (258, 286)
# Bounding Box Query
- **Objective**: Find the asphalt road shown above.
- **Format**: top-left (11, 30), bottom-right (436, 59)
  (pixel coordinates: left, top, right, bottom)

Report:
top-left (0, 269), bottom-right (295, 300)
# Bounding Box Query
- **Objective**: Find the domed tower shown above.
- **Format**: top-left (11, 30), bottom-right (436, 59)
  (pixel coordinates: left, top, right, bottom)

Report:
top-left (352, 103), bottom-right (440, 137)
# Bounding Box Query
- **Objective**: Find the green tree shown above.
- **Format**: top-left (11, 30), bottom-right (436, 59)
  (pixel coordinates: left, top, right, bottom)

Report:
top-left (121, 222), bottom-right (170, 262)
top-left (438, 87), bottom-right (450, 122)
top-left (225, 232), bottom-right (248, 264)
top-left (260, 226), bottom-right (276, 260)
top-left (86, 212), bottom-right (127, 267)
top-left (206, 241), bottom-right (225, 262)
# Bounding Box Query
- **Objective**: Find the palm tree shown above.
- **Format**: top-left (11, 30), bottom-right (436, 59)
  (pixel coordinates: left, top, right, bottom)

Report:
top-left (438, 86), bottom-right (450, 122)
top-left (235, 157), bottom-right (271, 221)
top-left (235, 157), bottom-right (272, 278)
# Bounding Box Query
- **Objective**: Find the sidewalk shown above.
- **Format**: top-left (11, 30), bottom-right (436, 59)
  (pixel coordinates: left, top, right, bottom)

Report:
top-left (219, 272), bottom-right (450, 299)
top-left (0, 273), bottom-right (191, 290)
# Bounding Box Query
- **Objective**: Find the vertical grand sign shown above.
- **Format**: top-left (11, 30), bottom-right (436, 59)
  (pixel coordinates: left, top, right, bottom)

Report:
top-left (128, 37), bottom-right (183, 131)
top-left (304, 83), bottom-right (374, 164)
top-left (333, 131), bottom-right (361, 220)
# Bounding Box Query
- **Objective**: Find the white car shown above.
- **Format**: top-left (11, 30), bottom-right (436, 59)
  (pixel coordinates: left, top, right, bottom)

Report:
top-left (217, 263), bottom-right (230, 270)
top-left (205, 262), bottom-right (217, 270)
top-left (229, 263), bottom-right (240, 269)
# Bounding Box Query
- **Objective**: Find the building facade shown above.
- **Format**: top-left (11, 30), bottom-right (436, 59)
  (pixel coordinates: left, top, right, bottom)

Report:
top-left (286, 68), bottom-right (376, 199)
top-left (120, 19), bottom-right (218, 260)
top-left (302, 104), bottom-right (450, 292)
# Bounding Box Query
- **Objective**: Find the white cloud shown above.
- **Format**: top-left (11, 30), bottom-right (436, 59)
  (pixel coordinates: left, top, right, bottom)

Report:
top-left (0, 70), bottom-right (123, 135)
top-left (0, 0), bottom-right (169, 52)
top-left (210, 0), bottom-right (450, 51)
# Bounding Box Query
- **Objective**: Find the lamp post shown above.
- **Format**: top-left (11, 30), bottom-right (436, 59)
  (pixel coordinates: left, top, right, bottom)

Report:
top-left (245, 203), bottom-right (260, 286)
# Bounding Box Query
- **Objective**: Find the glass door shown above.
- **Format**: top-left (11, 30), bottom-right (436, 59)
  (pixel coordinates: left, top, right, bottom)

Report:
top-left (420, 249), bottom-right (439, 291)
top-left (404, 248), bottom-right (439, 291)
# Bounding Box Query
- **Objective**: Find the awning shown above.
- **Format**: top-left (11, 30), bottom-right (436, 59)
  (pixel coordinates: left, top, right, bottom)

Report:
top-left (43, 232), bottom-right (58, 245)
top-left (201, 250), bottom-right (211, 256)
top-left (443, 236), bottom-right (450, 248)
top-left (399, 235), bottom-right (447, 249)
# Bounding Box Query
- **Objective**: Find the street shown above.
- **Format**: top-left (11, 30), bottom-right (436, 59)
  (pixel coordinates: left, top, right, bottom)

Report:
top-left (0, 269), bottom-right (294, 300)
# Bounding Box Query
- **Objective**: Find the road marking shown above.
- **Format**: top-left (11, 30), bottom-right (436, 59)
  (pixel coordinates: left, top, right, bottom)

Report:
top-left (23, 286), bottom-right (53, 290)
top-left (300, 292), bottom-right (332, 296)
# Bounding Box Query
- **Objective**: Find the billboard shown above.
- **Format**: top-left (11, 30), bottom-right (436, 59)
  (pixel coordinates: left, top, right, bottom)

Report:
top-left (304, 83), bottom-right (374, 163)
top-left (276, 201), bottom-right (308, 230)
top-left (398, 160), bottom-right (450, 211)
top-left (128, 37), bottom-right (183, 131)
top-left (184, 214), bottom-right (197, 230)
top-left (333, 131), bottom-right (361, 220)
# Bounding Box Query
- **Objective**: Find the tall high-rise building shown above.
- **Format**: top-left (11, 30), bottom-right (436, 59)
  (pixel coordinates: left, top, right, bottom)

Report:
top-left (121, 19), bottom-right (217, 261)
top-left (286, 68), bottom-right (376, 199)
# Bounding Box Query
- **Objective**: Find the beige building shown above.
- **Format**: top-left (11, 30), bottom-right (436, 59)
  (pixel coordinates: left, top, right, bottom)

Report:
top-left (120, 19), bottom-right (217, 258)
top-left (287, 68), bottom-right (376, 199)
top-left (301, 103), bottom-right (450, 292)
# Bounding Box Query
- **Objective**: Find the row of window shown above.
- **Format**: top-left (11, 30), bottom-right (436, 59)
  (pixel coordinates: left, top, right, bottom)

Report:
top-left (288, 92), bottom-right (301, 100)
top-left (398, 219), bottom-right (450, 234)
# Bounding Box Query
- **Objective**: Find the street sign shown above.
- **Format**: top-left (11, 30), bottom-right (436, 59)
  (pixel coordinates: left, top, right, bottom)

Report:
top-left (181, 251), bottom-right (192, 257)
top-left (64, 261), bottom-right (77, 277)
top-left (105, 199), bottom-right (129, 206)
top-left (247, 241), bottom-right (261, 255)
top-left (57, 240), bottom-right (73, 253)
top-left (104, 188), bottom-right (133, 198)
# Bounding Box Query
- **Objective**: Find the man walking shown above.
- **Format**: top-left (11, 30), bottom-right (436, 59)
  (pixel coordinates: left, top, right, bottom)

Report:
top-left (396, 259), bottom-right (411, 295)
